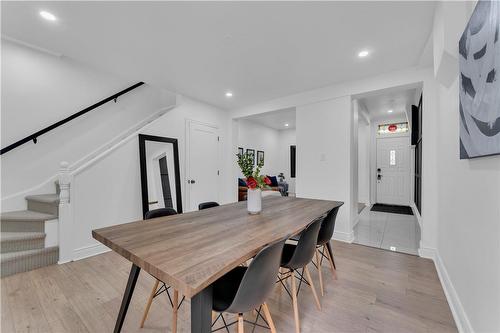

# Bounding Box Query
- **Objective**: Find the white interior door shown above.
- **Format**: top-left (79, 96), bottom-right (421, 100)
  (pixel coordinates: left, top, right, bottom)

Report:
top-left (376, 136), bottom-right (410, 205)
top-left (187, 121), bottom-right (220, 211)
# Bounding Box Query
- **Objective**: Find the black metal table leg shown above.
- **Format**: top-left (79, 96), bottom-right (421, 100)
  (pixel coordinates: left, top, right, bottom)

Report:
top-left (114, 264), bottom-right (141, 333)
top-left (191, 285), bottom-right (213, 333)
top-left (326, 241), bottom-right (336, 269)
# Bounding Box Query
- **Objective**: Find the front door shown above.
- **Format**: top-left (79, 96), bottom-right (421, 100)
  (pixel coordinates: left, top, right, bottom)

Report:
top-left (376, 136), bottom-right (410, 205)
top-left (186, 121), bottom-right (220, 211)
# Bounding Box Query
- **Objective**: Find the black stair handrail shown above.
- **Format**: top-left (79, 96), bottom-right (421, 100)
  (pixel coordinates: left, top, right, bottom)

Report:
top-left (0, 82), bottom-right (145, 155)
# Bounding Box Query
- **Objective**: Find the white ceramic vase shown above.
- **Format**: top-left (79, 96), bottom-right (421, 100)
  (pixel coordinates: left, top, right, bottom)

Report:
top-left (247, 188), bottom-right (262, 214)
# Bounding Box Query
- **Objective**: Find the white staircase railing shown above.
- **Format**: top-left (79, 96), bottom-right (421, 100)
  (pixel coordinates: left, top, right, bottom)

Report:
top-left (57, 161), bottom-right (73, 263)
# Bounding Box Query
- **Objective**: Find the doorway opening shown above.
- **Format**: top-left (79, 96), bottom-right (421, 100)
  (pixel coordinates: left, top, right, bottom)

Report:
top-left (233, 108), bottom-right (297, 201)
top-left (353, 84), bottom-right (422, 255)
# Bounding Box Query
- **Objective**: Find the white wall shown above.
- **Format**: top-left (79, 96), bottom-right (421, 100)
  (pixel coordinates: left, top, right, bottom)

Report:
top-left (358, 113), bottom-right (370, 205)
top-left (277, 129), bottom-right (296, 194)
top-left (432, 2), bottom-right (500, 332)
top-left (1, 40), bottom-right (176, 210)
top-left (237, 119), bottom-right (281, 176)
top-left (70, 95), bottom-right (234, 260)
top-left (296, 96), bottom-right (354, 241)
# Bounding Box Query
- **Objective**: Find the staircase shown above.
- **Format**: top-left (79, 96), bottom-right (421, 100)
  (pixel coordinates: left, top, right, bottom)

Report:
top-left (1, 194), bottom-right (59, 277)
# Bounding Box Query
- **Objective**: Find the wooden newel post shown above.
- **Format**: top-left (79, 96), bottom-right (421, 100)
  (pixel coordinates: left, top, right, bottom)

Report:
top-left (58, 161), bottom-right (73, 263)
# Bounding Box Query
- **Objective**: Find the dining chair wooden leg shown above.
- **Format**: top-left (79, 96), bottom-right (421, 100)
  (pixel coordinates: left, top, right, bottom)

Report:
top-left (261, 302), bottom-right (277, 333)
top-left (290, 270), bottom-right (300, 333)
top-left (315, 249), bottom-right (324, 296)
top-left (324, 244), bottom-right (338, 280)
top-left (172, 289), bottom-right (179, 333)
top-left (212, 311), bottom-right (217, 322)
top-left (304, 266), bottom-right (321, 311)
top-left (238, 313), bottom-right (244, 333)
top-left (140, 279), bottom-right (160, 328)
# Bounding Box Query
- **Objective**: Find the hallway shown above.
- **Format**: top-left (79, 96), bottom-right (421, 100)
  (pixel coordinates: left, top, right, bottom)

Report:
top-left (353, 206), bottom-right (420, 255)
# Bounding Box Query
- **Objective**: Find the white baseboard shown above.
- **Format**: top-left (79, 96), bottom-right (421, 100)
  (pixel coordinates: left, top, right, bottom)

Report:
top-left (333, 230), bottom-right (354, 243)
top-left (433, 252), bottom-right (473, 333)
top-left (418, 246), bottom-right (436, 259)
top-left (71, 243), bottom-right (110, 262)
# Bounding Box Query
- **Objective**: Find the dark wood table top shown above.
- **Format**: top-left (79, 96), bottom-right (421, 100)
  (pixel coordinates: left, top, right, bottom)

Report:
top-left (92, 196), bottom-right (343, 297)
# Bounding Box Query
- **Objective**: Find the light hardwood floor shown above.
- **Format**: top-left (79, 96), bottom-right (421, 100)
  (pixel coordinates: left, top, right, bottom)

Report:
top-left (1, 241), bottom-right (457, 333)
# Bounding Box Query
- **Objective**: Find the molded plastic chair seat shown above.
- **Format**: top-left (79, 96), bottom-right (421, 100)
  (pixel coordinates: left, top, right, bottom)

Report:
top-left (145, 207), bottom-right (177, 219)
top-left (280, 243), bottom-right (298, 267)
top-left (198, 202), bottom-right (219, 210)
top-left (212, 266), bottom-right (247, 312)
top-left (211, 236), bottom-right (288, 333)
top-left (278, 217), bottom-right (323, 333)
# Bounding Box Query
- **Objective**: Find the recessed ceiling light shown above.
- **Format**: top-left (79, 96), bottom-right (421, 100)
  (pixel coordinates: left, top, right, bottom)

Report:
top-left (284, 123), bottom-right (289, 127)
top-left (358, 50), bottom-right (369, 58)
top-left (225, 91), bottom-right (233, 98)
top-left (40, 10), bottom-right (57, 21)
top-left (388, 109), bottom-right (393, 113)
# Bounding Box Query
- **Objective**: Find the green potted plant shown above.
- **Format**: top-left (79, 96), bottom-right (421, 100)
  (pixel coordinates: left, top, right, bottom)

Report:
top-left (237, 152), bottom-right (271, 214)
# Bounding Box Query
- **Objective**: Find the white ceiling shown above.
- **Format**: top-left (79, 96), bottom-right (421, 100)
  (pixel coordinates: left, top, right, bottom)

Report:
top-left (1, 1), bottom-right (435, 110)
top-left (359, 87), bottom-right (417, 120)
top-left (243, 107), bottom-right (296, 130)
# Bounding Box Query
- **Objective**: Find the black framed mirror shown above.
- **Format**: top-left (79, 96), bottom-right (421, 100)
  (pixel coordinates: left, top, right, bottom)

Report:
top-left (138, 134), bottom-right (182, 218)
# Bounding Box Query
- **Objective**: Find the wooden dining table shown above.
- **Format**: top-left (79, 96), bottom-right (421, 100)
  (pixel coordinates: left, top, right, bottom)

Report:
top-left (92, 196), bottom-right (343, 333)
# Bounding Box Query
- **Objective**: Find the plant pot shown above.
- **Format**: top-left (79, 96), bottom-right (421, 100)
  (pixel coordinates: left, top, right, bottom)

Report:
top-left (247, 188), bottom-right (262, 214)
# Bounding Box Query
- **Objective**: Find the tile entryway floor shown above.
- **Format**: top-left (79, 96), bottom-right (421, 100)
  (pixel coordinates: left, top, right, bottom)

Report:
top-left (353, 205), bottom-right (420, 255)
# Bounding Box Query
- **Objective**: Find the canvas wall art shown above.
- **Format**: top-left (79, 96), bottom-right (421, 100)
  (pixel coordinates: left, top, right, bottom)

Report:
top-left (459, 0), bottom-right (500, 159)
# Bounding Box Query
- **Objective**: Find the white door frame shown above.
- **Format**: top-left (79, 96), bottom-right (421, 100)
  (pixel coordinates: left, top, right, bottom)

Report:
top-left (185, 119), bottom-right (221, 211)
top-left (375, 133), bottom-right (411, 205)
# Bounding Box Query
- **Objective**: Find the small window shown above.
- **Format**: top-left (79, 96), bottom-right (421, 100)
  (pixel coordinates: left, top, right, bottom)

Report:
top-left (378, 122), bottom-right (409, 135)
top-left (390, 150), bottom-right (396, 166)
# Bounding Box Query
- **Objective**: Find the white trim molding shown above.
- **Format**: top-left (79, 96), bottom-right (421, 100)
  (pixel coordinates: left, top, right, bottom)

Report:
top-left (410, 202), bottom-right (423, 229)
top-left (418, 246), bottom-right (436, 259)
top-left (434, 252), bottom-right (474, 333)
top-left (333, 230), bottom-right (355, 243)
top-left (72, 243), bottom-right (111, 262)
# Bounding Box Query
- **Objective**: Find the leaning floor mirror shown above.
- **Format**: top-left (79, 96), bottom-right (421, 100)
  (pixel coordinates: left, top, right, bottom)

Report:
top-left (138, 134), bottom-right (183, 218)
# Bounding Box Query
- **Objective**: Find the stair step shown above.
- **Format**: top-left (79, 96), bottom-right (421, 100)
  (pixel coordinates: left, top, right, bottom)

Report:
top-left (1, 246), bottom-right (58, 277)
top-left (1, 210), bottom-right (56, 233)
top-left (1, 232), bottom-right (46, 253)
top-left (26, 194), bottom-right (59, 215)
top-left (25, 194), bottom-right (59, 204)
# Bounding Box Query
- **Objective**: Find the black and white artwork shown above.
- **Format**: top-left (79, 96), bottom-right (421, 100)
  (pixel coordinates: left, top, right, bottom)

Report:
top-left (459, 0), bottom-right (500, 159)
top-left (246, 149), bottom-right (255, 165)
top-left (257, 150), bottom-right (265, 165)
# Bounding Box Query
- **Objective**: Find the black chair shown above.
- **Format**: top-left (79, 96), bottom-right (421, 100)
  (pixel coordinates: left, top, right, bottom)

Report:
top-left (314, 206), bottom-right (341, 296)
top-left (199, 201), bottom-right (220, 210)
top-left (145, 207), bottom-right (177, 219)
top-left (278, 217), bottom-right (323, 333)
top-left (140, 207), bottom-right (184, 333)
top-left (211, 236), bottom-right (288, 333)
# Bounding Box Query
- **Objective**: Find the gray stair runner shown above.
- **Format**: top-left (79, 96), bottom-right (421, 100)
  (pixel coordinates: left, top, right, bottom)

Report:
top-left (26, 194), bottom-right (59, 215)
top-left (1, 247), bottom-right (59, 277)
top-left (1, 193), bottom-right (59, 277)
